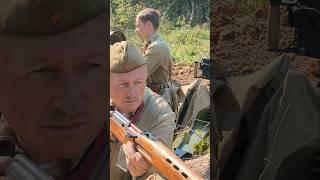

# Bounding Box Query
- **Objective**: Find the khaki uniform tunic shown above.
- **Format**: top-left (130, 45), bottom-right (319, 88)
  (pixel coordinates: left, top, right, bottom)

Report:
top-left (144, 32), bottom-right (173, 85)
top-left (110, 88), bottom-right (176, 180)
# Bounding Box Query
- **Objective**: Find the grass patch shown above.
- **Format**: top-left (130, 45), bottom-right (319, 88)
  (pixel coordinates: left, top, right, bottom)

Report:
top-left (122, 24), bottom-right (209, 65)
top-left (194, 135), bottom-right (210, 155)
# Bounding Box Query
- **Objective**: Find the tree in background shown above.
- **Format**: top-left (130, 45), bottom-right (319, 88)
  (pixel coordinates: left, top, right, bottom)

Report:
top-left (111, 0), bottom-right (210, 30)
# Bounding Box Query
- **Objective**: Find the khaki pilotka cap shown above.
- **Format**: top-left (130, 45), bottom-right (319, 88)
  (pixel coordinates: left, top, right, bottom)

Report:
top-left (110, 41), bottom-right (146, 73)
top-left (0, 0), bottom-right (105, 35)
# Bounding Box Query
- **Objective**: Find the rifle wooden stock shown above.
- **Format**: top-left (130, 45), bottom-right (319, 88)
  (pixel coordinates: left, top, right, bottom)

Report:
top-left (110, 111), bottom-right (204, 180)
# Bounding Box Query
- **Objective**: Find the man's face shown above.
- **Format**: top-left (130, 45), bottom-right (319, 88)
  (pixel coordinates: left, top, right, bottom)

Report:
top-left (0, 14), bottom-right (107, 163)
top-left (110, 65), bottom-right (147, 113)
top-left (135, 17), bottom-right (151, 40)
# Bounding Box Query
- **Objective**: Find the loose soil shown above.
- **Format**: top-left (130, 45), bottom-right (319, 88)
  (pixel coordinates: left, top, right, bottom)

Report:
top-left (211, 1), bottom-right (319, 86)
top-left (172, 1), bottom-right (319, 87)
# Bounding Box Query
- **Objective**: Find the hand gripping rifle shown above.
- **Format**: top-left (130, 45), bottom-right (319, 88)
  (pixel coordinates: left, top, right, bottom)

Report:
top-left (110, 109), bottom-right (204, 180)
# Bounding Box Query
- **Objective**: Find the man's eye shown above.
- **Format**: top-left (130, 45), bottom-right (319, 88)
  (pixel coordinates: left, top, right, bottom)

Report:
top-left (31, 67), bottom-right (55, 73)
top-left (79, 62), bottom-right (101, 69)
top-left (119, 83), bottom-right (128, 87)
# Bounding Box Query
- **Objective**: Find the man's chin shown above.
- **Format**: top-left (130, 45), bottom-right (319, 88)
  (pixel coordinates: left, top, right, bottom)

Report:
top-left (29, 141), bottom-right (92, 163)
top-left (122, 106), bottom-right (140, 113)
top-left (21, 132), bottom-right (98, 163)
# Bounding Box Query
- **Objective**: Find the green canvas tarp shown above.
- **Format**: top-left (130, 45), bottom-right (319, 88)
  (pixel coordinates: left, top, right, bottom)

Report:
top-left (213, 54), bottom-right (320, 180)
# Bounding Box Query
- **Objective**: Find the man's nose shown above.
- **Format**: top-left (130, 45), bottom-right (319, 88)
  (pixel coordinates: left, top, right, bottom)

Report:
top-left (53, 73), bottom-right (82, 116)
top-left (125, 85), bottom-right (136, 97)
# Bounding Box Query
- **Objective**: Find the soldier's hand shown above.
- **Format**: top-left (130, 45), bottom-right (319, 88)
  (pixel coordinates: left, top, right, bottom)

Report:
top-left (122, 141), bottom-right (151, 177)
top-left (110, 133), bottom-right (117, 142)
top-left (0, 156), bottom-right (12, 175)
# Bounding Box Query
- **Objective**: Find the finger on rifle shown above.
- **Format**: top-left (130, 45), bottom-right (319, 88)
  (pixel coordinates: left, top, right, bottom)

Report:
top-left (126, 159), bottom-right (137, 174)
top-left (122, 141), bottom-right (136, 162)
top-left (134, 152), bottom-right (150, 170)
top-left (0, 156), bottom-right (13, 175)
top-left (127, 158), bottom-right (147, 177)
top-left (126, 156), bottom-right (143, 177)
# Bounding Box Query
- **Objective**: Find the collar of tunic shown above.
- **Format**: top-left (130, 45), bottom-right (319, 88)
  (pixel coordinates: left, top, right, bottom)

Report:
top-left (148, 32), bottom-right (160, 43)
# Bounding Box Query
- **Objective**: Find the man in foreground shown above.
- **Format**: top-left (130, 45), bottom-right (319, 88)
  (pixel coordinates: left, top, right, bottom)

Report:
top-left (0, 0), bottom-right (108, 179)
top-left (110, 41), bottom-right (176, 179)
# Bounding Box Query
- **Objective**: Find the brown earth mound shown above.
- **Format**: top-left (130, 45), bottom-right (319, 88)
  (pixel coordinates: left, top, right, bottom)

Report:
top-left (211, 1), bottom-right (320, 85)
top-left (185, 154), bottom-right (210, 179)
top-left (172, 1), bottom-right (319, 87)
top-left (172, 64), bottom-right (197, 86)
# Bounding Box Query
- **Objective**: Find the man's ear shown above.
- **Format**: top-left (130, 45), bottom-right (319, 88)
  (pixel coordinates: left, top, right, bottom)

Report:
top-left (146, 21), bottom-right (152, 29)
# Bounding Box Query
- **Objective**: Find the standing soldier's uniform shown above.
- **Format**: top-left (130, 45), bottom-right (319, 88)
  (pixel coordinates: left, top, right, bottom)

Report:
top-left (136, 9), bottom-right (179, 114)
top-left (144, 33), bottom-right (179, 113)
top-left (144, 32), bottom-right (173, 86)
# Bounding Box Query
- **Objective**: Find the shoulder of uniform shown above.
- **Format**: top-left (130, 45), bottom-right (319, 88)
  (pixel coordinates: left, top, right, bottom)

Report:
top-left (145, 87), bottom-right (161, 101)
top-left (144, 88), bottom-right (172, 112)
top-left (148, 40), bottom-right (170, 53)
top-left (148, 40), bottom-right (161, 49)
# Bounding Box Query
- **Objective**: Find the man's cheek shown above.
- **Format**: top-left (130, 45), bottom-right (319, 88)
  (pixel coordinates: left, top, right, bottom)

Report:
top-left (110, 86), bottom-right (116, 98)
top-left (140, 85), bottom-right (145, 93)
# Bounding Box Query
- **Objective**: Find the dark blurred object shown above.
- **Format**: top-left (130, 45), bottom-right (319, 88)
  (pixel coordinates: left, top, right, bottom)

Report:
top-left (275, 138), bottom-right (320, 180)
top-left (194, 58), bottom-right (211, 79)
top-left (194, 58), bottom-right (226, 81)
top-left (0, 141), bottom-right (15, 157)
top-left (110, 31), bottom-right (126, 45)
top-left (270, 0), bottom-right (298, 6)
top-left (268, 0), bottom-right (320, 58)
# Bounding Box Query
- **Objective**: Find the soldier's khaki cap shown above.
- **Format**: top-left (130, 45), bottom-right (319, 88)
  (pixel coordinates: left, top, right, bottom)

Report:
top-left (110, 41), bottom-right (146, 73)
top-left (0, 0), bottom-right (105, 35)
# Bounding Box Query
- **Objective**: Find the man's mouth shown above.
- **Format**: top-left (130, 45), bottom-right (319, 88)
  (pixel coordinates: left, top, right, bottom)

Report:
top-left (123, 99), bottom-right (138, 103)
top-left (44, 121), bottom-right (87, 132)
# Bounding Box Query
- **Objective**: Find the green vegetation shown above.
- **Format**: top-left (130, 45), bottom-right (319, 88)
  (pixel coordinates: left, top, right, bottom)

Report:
top-left (111, 0), bottom-right (210, 65)
top-left (215, 0), bottom-right (269, 14)
top-left (111, 0), bottom-right (210, 30)
top-left (194, 135), bottom-right (210, 155)
top-left (122, 24), bottom-right (209, 64)
top-left (165, 25), bottom-right (209, 64)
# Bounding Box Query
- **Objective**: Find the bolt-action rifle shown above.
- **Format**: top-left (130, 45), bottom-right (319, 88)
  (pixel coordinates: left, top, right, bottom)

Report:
top-left (110, 109), bottom-right (204, 180)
